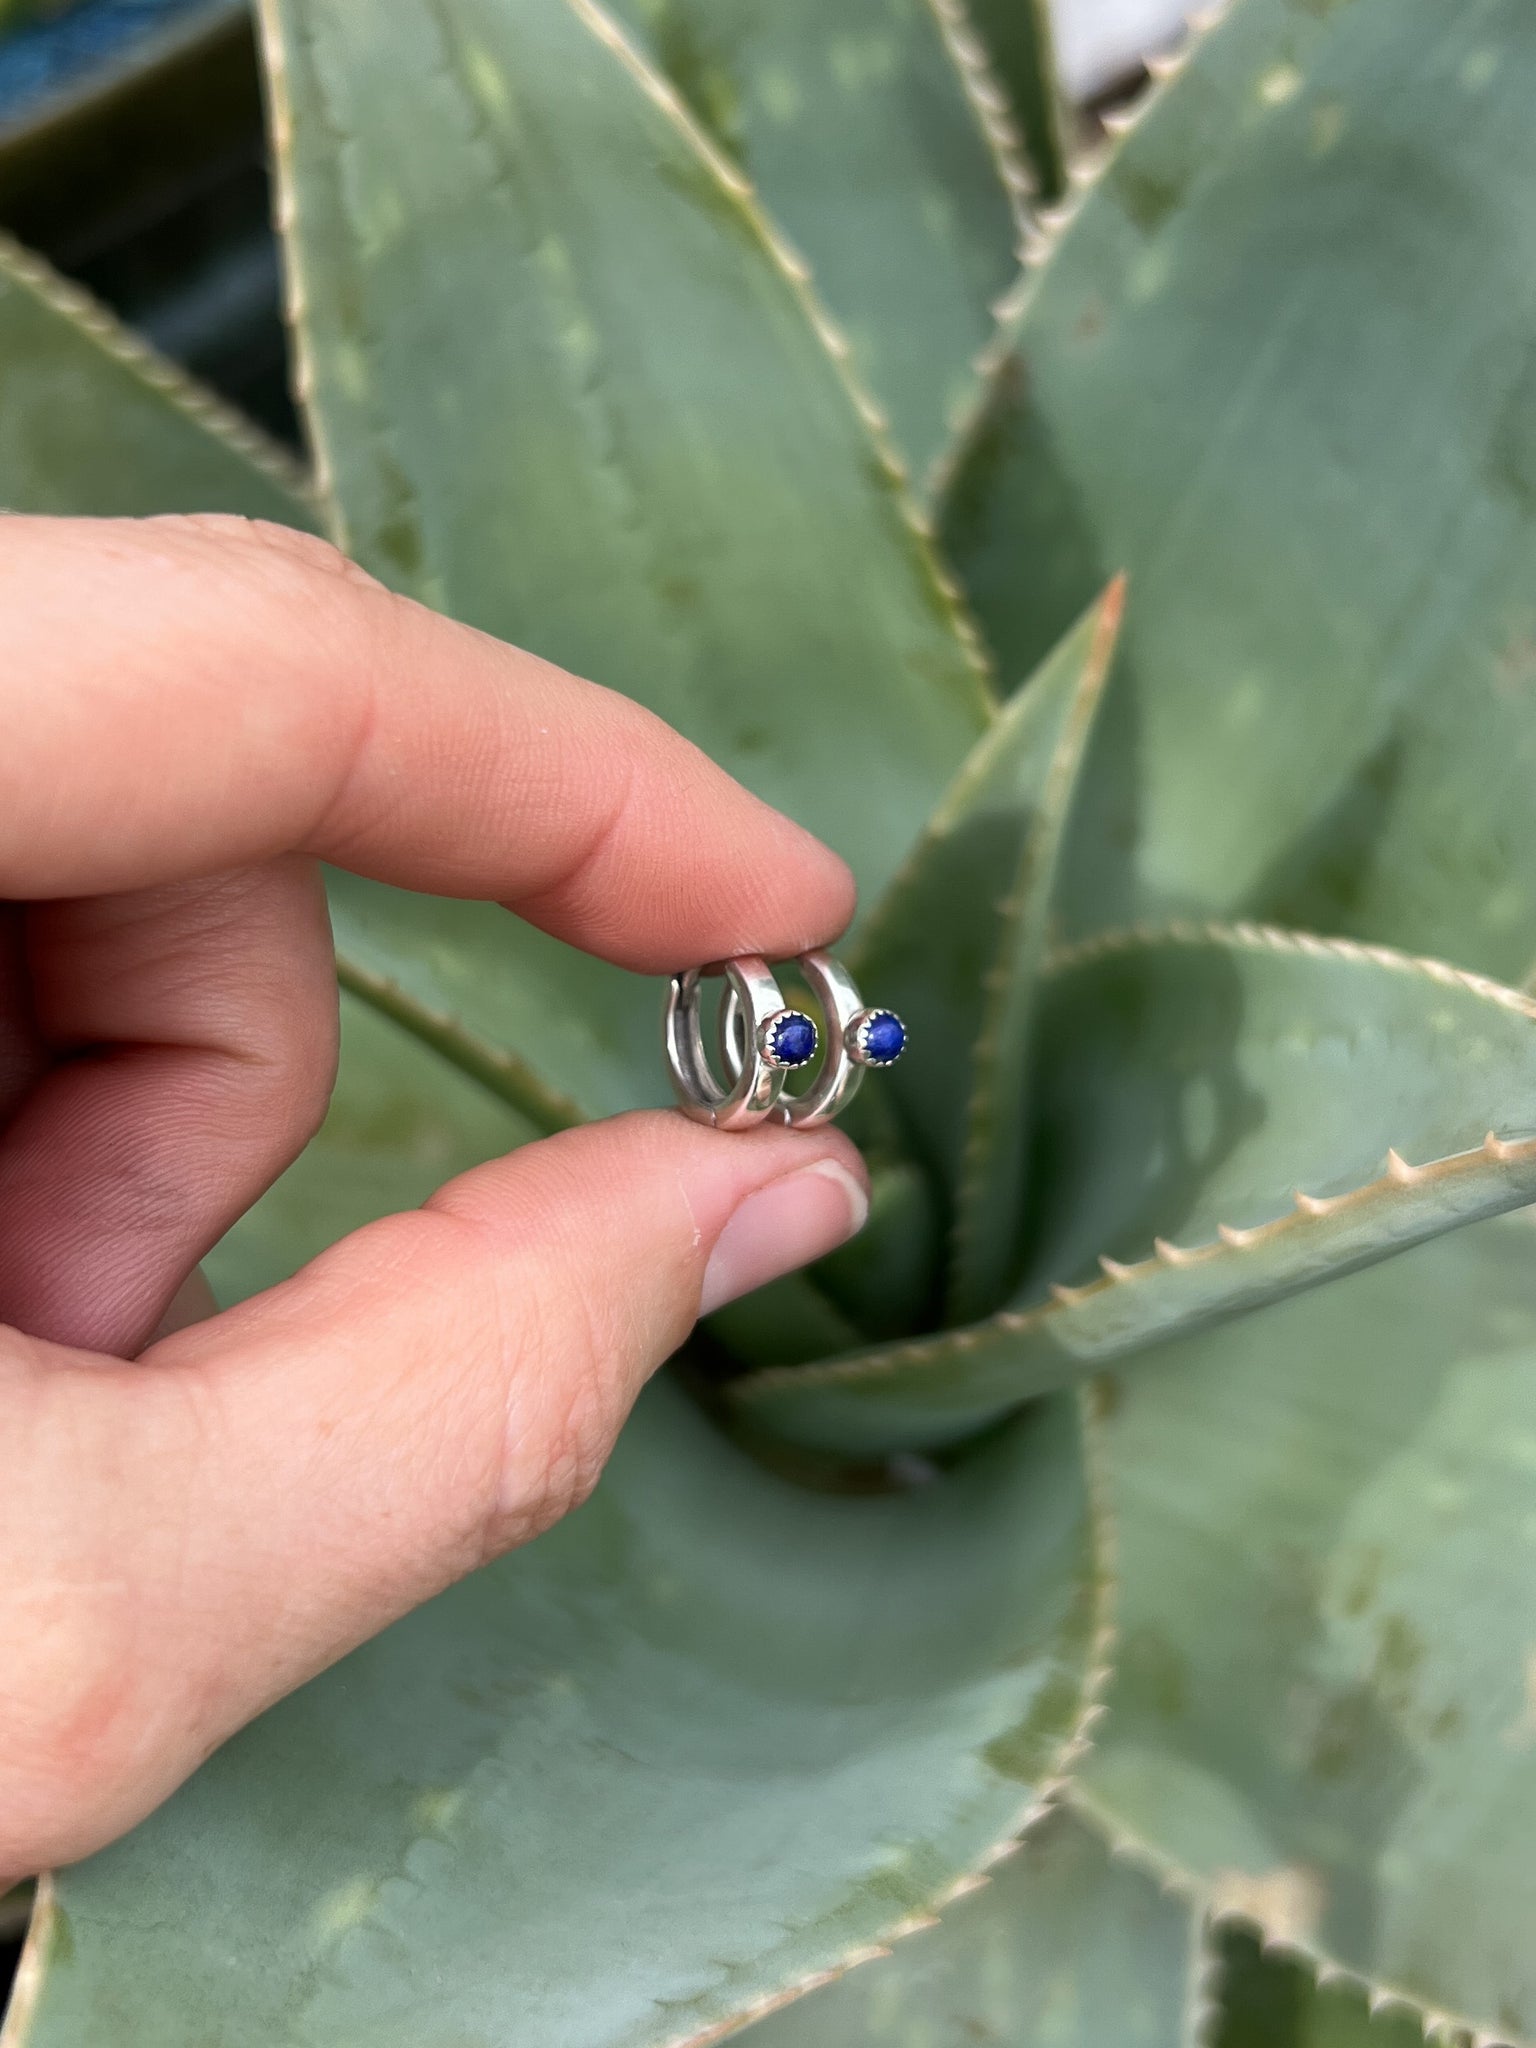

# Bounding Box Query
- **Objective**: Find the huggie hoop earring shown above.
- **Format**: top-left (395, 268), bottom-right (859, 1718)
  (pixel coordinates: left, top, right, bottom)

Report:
top-left (662, 955), bottom-right (818, 1130)
top-left (717, 949), bottom-right (904, 1128)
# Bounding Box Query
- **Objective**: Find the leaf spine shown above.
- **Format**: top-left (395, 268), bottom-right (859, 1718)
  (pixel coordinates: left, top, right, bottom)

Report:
top-left (1145, 48), bottom-right (1187, 81)
top-left (1035, 198), bottom-right (1079, 238)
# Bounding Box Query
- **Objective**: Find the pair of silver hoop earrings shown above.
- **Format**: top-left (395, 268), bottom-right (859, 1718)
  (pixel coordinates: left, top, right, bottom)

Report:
top-left (663, 949), bottom-right (905, 1130)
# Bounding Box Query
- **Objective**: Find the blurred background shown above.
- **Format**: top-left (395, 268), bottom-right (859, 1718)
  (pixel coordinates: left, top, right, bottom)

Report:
top-left (0, 0), bottom-right (1181, 1999)
top-left (0, 0), bottom-right (1185, 450)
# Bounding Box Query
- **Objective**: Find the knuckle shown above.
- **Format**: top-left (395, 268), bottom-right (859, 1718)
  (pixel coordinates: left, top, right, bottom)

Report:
top-left (434, 1217), bottom-right (625, 1560)
top-left (145, 862), bottom-right (339, 1149)
top-left (234, 977), bottom-right (338, 1147)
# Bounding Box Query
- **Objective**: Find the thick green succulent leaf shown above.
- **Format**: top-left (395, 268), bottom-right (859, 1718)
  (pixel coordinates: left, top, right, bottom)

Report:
top-left (260, 0), bottom-right (993, 1122)
top-left (330, 901), bottom-right (881, 1373)
top-left (1212, 1927), bottom-right (1445, 2048)
top-left (942, 0), bottom-right (1536, 983)
top-left (1081, 1210), bottom-right (1536, 2044)
top-left (734, 923), bottom-right (1536, 1453)
top-left (857, 580), bottom-right (1122, 1323)
top-left (959, 0), bottom-right (1067, 203)
top-left (12, 1386), bottom-right (1104, 2048)
top-left (602, 0), bottom-right (1025, 478)
top-left (205, 990), bottom-right (537, 1305)
top-left (0, 230), bottom-right (310, 521)
top-left (329, 874), bottom-right (639, 1127)
top-left (261, 0), bottom-right (990, 909)
top-left (816, 1157), bottom-right (943, 1342)
top-left (734, 1806), bottom-right (1200, 2047)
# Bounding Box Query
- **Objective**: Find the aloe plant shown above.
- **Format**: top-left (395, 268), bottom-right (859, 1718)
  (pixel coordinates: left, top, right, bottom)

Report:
top-left (3, 0), bottom-right (1536, 2041)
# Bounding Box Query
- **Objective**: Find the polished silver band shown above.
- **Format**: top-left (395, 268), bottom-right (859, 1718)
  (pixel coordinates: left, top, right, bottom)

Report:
top-left (663, 955), bottom-right (795, 1130)
top-left (664, 950), bottom-right (904, 1130)
top-left (717, 948), bottom-right (865, 1128)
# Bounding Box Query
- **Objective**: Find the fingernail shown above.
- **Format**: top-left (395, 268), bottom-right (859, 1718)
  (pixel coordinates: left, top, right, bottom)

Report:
top-left (699, 1158), bottom-right (869, 1316)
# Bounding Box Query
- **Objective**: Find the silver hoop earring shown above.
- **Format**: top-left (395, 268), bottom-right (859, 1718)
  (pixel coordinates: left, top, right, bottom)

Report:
top-left (662, 955), bottom-right (820, 1129)
top-left (683, 948), bottom-right (906, 1130)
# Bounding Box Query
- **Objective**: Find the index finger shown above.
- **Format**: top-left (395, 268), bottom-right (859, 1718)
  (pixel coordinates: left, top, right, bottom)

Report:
top-left (0, 515), bottom-right (855, 971)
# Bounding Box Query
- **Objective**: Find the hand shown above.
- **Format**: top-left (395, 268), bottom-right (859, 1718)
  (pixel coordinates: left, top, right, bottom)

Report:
top-left (0, 515), bottom-right (867, 1878)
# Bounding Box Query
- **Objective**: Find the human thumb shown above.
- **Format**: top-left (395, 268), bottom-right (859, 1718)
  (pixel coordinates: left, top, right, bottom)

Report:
top-left (0, 1110), bottom-right (867, 1873)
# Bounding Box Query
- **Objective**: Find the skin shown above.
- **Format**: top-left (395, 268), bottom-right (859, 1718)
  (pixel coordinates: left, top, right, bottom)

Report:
top-left (0, 513), bottom-right (869, 1880)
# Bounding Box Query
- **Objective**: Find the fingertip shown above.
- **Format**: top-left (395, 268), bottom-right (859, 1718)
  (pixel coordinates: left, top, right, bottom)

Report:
top-left (698, 1147), bottom-right (869, 1316)
top-left (784, 820), bottom-right (858, 950)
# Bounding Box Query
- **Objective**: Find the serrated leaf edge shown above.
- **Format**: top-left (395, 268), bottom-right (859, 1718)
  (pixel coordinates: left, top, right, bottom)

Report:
top-left (659, 1380), bottom-right (1120, 2048)
top-left (0, 231), bottom-right (313, 507)
top-left (254, 0), bottom-right (347, 541)
top-left (257, 0), bottom-right (997, 709)
top-left (0, 1383), bottom-right (1118, 2048)
top-left (736, 920), bottom-right (1536, 1408)
top-left (335, 951), bottom-right (583, 1134)
top-left (565, 0), bottom-right (996, 707)
top-left (947, 574), bottom-right (1125, 1319)
top-left (925, 0), bottom-right (1234, 505)
top-left (1185, 1913), bottom-right (1226, 2048)
top-left (1069, 1781), bottom-right (1514, 2048)
top-left (736, 1112), bottom-right (1536, 1409)
top-left (0, 1874), bottom-right (57, 2048)
top-left (924, 0), bottom-right (1035, 221)
top-left (951, 0), bottom-right (1070, 207)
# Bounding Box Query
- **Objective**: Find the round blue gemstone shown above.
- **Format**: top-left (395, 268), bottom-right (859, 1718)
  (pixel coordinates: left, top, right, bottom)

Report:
top-left (768, 1011), bottom-right (817, 1067)
top-left (862, 1010), bottom-right (906, 1064)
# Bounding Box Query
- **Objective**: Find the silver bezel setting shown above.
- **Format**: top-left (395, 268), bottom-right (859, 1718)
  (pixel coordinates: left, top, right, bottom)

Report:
top-left (850, 1007), bottom-right (906, 1068)
top-left (759, 1008), bottom-right (819, 1070)
top-left (666, 951), bottom-right (907, 1130)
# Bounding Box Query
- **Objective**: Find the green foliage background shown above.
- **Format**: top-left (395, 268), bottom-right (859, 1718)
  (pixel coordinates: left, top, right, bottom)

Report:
top-left (2, 1), bottom-right (1535, 2043)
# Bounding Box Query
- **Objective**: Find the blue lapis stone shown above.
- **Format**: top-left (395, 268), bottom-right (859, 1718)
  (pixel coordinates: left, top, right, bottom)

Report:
top-left (861, 1010), bottom-right (906, 1065)
top-left (768, 1011), bottom-right (818, 1068)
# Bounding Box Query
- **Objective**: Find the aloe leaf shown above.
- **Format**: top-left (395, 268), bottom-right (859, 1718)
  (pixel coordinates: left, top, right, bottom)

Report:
top-left (331, 894), bottom-right (875, 1370)
top-left (852, 583), bottom-right (1120, 1319)
top-left (1211, 1927), bottom-right (1443, 2048)
top-left (815, 1157), bottom-right (944, 1342)
top-left (1079, 1208), bottom-right (1536, 2044)
top-left (0, 230), bottom-right (310, 520)
top-left (256, 0), bottom-right (996, 1125)
top-left (12, 1377), bottom-right (1105, 2048)
top-left (601, 0), bottom-right (1026, 477)
top-left (204, 990), bottom-right (537, 1305)
top-left (327, 874), bottom-right (645, 1126)
top-left (733, 922), bottom-right (1536, 1452)
top-left (941, 0), bottom-right (1536, 984)
top-left (0, 233), bottom-right (650, 1134)
top-left (958, 0), bottom-right (1068, 203)
top-left (260, 0), bottom-right (990, 906)
top-left (731, 1807), bottom-right (1201, 2047)
top-left (932, 582), bottom-right (1125, 1321)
